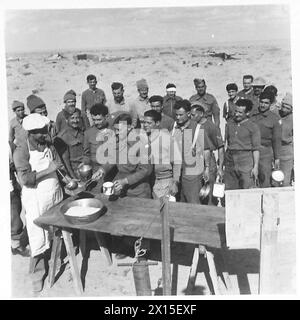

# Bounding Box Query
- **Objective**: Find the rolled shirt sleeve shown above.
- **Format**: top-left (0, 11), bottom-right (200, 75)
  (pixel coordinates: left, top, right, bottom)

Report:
top-left (13, 143), bottom-right (37, 187)
top-left (251, 123), bottom-right (261, 151)
top-left (9, 121), bottom-right (14, 145)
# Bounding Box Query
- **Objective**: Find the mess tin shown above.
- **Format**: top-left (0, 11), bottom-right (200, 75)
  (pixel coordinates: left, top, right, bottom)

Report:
top-left (271, 169), bottom-right (285, 187)
top-left (102, 181), bottom-right (115, 196)
top-left (213, 177), bottom-right (225, 198)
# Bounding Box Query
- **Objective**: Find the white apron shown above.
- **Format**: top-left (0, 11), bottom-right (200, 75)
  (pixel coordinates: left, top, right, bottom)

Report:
top-left (22, 141), bottom-right (63, 257)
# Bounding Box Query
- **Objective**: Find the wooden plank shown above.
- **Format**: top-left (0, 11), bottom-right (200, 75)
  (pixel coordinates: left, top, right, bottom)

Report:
top-left (259, 192), bottom-right (279, 294)
top-left (225, 188), bottom-right (262, 249)
top-left (79, 230), bottom-right (86, 259)
top-left (28, 257), bottom-right (37, 274)
top-left (270, 188), bottom-right (296, 294)
top-left (265, 187), bottom-right (295, 243)
top-left (206, 249), bottom-right (220, 295)
top-left (94, 232), bottom-right (112, 266)
top-left (160, 199), bottom-right (172, 295)
top-left (48, 230), bottom-right (62, 287)
top-left (225, 187), bottom-right (295, 249)
top-left (219, 248), bottom-right (235, 294)
top-left (259, 188), bottom-right (295, 294)
top-left (61, 230), bottom-right (83, 295)
top-left (186, 246), bottom-right (200, 294)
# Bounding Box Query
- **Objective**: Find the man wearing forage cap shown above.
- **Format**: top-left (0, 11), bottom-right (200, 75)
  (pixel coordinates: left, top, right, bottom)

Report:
top-left (26, 94), bottom-right (57, 143)
top-left (278, 92), bottom-right (294, 186)
top-left (251, 77), bottom-right (266, 116)
top-left (163, 83), bottom-right (182, 120)
top-left (13, 113), bottom-right (66, 292)
top-left (55, 90), bottom-right (88, 133)
top-left (251, 90), bottom-right (282, 188)
top-left (129, 78), bottom-right (151, 126)
top-left (189, 78), bottom-right (220, 127)
top-left (9, 100), bottom-right (27, 149)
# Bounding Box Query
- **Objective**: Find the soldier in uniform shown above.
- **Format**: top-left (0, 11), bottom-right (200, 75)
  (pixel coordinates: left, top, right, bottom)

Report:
top-left (162, 83), bottom-right (182, 120)
top-left (191, 104), bottom-right (224, 205)
top-left (237, 74), bottom-right (255, 100)
top-left (189, 78), bottom-right (220, 127)
top-left (172, 100), bottom-right (211, 204)
top-left (251, 91), bottom-right (282, 188)
top-left (224, 99), bottom-right (260, 190)
top-left (223, 83), bottom-right (240, 121)
top-left (149, 95), bottom-right (174, 132)
top-left (251, 77), bottom-right (266, 116)
top-left (278, 93), bottom-right (293, 186)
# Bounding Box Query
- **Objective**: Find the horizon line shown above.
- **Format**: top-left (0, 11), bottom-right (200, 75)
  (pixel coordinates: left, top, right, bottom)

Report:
top-left (5, 38), bottom-right (290, 56)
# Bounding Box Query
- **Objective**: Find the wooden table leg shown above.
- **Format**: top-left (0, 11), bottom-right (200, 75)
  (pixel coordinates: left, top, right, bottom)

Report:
top-left (62, 229), bottom-right (83, 295)
top-left (219, 247), bottom-right (234, 294)
top-left (160, 198), bottom-right (172, 296)
top-left (29, 257), bottom-right (38, 274)
top-left (186, 246), bottom-right (200, 295)
top-left (79, 230), bottom-right (87, 259)
top-left (205, 248), bottom-right (220, 295)
top-left (94, 232), bottom-right (112, 266)
top-left (48, 229), bottom-right (62, 287)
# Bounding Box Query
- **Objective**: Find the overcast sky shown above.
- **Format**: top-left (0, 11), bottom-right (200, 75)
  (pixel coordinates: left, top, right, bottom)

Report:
top-left (4, 4), bottom-right (290, 53)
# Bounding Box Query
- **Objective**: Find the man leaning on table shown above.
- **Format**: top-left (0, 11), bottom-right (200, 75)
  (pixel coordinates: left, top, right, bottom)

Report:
top-left (91, 111), bottom-right (153, 259)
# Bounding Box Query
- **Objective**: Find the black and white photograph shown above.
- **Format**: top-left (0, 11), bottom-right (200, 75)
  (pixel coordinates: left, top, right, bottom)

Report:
top-left (0, 0), bottom-right (298, 299)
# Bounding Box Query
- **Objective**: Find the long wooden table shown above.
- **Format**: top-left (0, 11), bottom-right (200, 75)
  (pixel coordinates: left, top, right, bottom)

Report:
top-left (35, 192), bottom-right (226, 295)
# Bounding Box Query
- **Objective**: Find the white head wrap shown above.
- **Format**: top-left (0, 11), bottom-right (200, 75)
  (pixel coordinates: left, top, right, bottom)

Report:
top-left (22, 113), bottom-right (50, 131)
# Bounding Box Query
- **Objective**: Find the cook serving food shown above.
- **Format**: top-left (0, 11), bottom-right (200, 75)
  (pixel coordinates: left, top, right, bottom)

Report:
top-left (13, 113), bottom-right (66, 292)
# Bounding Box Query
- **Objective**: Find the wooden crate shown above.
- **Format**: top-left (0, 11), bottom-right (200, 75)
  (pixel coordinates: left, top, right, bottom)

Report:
top-left (225, 187), bottom-right (296, 294)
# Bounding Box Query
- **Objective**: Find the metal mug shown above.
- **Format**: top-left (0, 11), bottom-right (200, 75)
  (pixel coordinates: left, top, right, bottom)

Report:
top-left (102, 182), bottom-right (114, 196)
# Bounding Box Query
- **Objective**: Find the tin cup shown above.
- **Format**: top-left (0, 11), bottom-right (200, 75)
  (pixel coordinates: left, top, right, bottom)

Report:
top-left (102, 182), bottom-right (114, 196)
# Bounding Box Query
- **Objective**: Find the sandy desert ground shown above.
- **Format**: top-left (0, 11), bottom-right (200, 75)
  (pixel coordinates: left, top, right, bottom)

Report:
top-left (7, 39), bottom-right (294, 298)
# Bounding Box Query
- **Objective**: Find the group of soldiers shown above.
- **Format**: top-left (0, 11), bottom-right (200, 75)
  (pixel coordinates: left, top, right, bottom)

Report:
top-left (8, 73), bottom-right (293, 292)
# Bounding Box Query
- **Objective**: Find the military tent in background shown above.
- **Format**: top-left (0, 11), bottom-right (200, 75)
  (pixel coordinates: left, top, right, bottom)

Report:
top-left (73, 54), bottom-right (99, 62)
